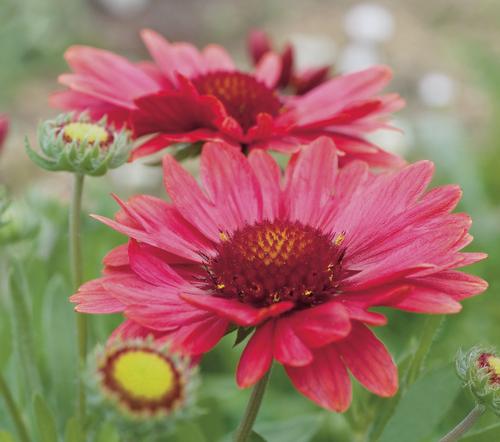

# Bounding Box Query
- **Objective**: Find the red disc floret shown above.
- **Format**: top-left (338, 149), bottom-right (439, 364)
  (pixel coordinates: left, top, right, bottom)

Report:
top-left (205, 220), bottom-right (345, 308)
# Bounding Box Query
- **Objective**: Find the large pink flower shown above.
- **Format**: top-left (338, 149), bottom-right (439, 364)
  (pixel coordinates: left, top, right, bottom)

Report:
top-left (52, 29), bottom-right (404, 167)
top-left (71, 137), bottom-right (486, 411)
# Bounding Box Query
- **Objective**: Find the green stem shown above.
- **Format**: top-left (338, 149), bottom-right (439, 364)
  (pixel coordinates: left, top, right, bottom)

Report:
top-left (0, 371), bottom-right (31, 442)
top-left (439, 404), bottom-right (485, 442)
top-left (233, 369), bottom-right (271, 442)
top-left (405, 315), bottom-right (444, 387)
top-left (69, 174), bottom-right (87, 430)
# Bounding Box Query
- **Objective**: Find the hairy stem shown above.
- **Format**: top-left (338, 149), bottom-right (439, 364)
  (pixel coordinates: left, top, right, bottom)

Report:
top-left (439, 404), bottom-right (485, 442)
top-left (233, 369), bottom-right (271, 442)
top-left (69, 173), bottom-right (86, 430)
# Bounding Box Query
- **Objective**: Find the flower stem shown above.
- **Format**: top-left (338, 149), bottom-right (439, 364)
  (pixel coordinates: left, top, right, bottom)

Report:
top-left (439, 404), bottom-right (485, 442)
top-left (233, 369), bottom-right (271, 442)
top-left (0, 371), bottom-right (31, 442)
top-left (69, 173), bottom-right (87, 429)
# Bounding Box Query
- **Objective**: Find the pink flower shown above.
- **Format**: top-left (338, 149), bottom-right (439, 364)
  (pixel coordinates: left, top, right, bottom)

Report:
top-left (52, 29), bottom-right (404, 167)
top-left (71, 137), bottom-right (487, 411)
top-left (247, 29), bottom-right (330, 95)
top-left (0, 114), bottom-right (8, 153)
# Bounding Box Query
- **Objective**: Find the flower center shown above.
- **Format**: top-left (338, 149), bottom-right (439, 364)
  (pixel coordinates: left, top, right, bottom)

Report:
top-left (205, 220), bottom-right (345, 308)
top-left (191, 71), bottom-right (282, 131)
top-left (62, 122), bottom-right (110, 145)
top-left (99, 346), bottom-right (183, 415)
top-left (478, 353), bottom-right (500, 385)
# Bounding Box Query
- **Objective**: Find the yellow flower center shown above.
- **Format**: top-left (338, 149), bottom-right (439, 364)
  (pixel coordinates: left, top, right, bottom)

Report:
top-left (112, 350), bottom-right (175, 401)
top-left (63, 122), bottom-right (109, 144)
top-left (487, 356), bottom-right (500, 376)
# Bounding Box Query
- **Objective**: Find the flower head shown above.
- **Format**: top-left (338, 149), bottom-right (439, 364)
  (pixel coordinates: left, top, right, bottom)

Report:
top-left (52, 29), bottom-right (404, 167)
top-left (25, 112), bottom-right (131, 176)
top-left (94, 338), bottom-right (195, 420)
top-left (247, 29), bottom-right (330, 95)
top-left (72, 137), bottom-right (486, 412)
top-left (456, 347), bottom-right (500, 415)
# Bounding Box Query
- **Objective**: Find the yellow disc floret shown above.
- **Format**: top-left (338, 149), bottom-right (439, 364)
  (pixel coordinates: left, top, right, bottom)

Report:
top-left (487, 356), bottom-right (500, 377)
top-left (63, 122), bottom-right (109, 145)
top-left (112, 350), bottom-right (175, 401)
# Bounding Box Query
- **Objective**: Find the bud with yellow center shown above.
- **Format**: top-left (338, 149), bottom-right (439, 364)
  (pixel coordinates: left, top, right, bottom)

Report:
top-left (456, 346), bottom-right (500, 415)
top-left (91, 338), bottom-right (197, 424)
top-left (25, 113), bottom-right (131, 176)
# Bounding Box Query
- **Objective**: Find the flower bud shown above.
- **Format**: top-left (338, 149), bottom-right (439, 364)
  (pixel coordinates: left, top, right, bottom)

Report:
top-left (88, 337), bottom-right (198, 437)
top-left (25, 113), bottom-right (131, 176)
top-left (456, 346), bottom-right (500, 415)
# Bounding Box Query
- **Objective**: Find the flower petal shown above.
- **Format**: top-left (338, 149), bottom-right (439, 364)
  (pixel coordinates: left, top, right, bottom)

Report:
top-left (274, 318), bottom-right (313, 366)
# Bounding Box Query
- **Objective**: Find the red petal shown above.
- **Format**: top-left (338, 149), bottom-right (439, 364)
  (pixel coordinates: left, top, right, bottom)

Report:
top-left (286, 346), bottom-right (352, 412)
top-left (237, 321), bottom-right (275, 387)
top-left (274, 318), bottom-right (313, 366)
top-left (336, 323), bottom-right (398, 397)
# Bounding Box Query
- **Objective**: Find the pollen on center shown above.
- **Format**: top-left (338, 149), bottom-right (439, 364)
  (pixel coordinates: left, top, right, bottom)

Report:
top-left (63, 122), bottom-right (109, 145)
top-left (112, 350), bottom-right (175, 400)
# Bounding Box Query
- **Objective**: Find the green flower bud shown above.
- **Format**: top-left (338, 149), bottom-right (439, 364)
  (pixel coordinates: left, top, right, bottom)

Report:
top-left (87, 337), bottom-right (199, 440)
top-left (0, 186), bottom-right (38, 245)
top-left (456, 346), bottom-right (500, 415)
top-left (25, 113), bottom-right (132, 176)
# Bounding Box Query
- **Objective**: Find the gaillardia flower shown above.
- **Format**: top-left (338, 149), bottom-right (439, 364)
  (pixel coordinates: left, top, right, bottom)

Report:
top-left (25, 113), bottom-right (131, 176)
top-left (72, 137), bottom-right (486, 411)
top-left (247, 29), bottom-right (330, 95)
top-left (52, 29), bottom-right (404, 166)
top-left (456, 347), bottom-right (500, 415)
top-left (94, 338), bottom-right (195, 419)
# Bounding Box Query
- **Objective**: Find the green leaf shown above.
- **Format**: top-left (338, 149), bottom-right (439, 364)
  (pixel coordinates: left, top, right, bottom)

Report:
top-left (255, 414), bottom-right (324, 442)
top-left (378, 365), bottom-right (461, 442)
top-left (248, 431), bottom-right (268, 442)
top-left (0, 431), bottom-right (15, 442)
top-left (0, 303), bottom-right (12, 370)
top-left (172, 422), bottom-right (207, 442)
top-left (64, 417), bottom-right (81, 442)
top-left (460, 422), bottom-right (500, 442)
top-left (34, 394), bottom-right (58, 442)
top-left (95, 422), bottom-right (119, 442)
top-left (233, 327), bottom-right (254, 347)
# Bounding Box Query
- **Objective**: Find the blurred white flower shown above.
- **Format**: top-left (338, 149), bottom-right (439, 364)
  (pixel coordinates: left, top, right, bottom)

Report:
top-left (289, 34), bottom-right (336, 71)
top-left (344, 3), bottom-right (395, 43)
top-left (98, 0), bottom-right (150, 18)
top-left (337, 43), bottom-right (380, 72)
top-left (418, 72), bottom-right (456, 108)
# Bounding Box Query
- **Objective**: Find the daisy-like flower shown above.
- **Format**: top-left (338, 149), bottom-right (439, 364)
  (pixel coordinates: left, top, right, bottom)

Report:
top-left (52, 29), bottom-right (404, 166)
top-left (247, 29), bottom-right (330, 95)
top-left (71, 137), bottom-right (486, 412)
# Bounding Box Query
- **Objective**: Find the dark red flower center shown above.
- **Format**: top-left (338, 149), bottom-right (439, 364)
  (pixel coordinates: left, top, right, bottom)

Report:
top-left (205, 220), bottom-right (345, 308)
top-left (478, 352), bottom-right (500, 385)
top-left (191, 71), bottom-right (282, 131)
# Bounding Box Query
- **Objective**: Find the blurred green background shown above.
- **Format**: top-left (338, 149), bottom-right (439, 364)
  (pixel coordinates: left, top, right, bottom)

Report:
top-left (1, 0), bottom-right (500, 440)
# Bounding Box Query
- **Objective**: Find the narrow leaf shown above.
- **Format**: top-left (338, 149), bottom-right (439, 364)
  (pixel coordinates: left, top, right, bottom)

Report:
top-left (34, 394), bottom-right (58, 442)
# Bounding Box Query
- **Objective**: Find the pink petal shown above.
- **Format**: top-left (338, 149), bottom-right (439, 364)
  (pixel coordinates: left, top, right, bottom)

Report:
top-left (180, 292), bottom-right (294, 327)
top-left (254, 52), bottom-right (282, 88)
top-left (247, 149), bottom-right (282, 221)
top-left (283, 136), bottom-right (338, 226)
top-left (70, 277), bottom-right (125, 314)
top-left (202, 44), bottom-right (236, 71)
top-left (286, 346), bottom-right (352, 412)
top-left (290, 302), bottom-right (351, 348)
top-left (336, 323), bottom-right (398, 397)
top-left (391, 287), bottom-right (462, 314)
top-left (236, 321), bottom-right (275, 387)
top-left (200, 141), bottom-right (262, 231)
top-left (162, 154), bottom-right (222, 242)
top-left (274, 318), bottom-right (313, 366)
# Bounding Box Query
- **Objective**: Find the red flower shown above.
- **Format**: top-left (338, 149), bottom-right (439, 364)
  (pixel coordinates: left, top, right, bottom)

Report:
top-left (247, 29), bottom-right (330, 95)
top-left (0, 114), bottom-right (8, 153)
top-left (52, 29), bottom-right (405, 167)
top-left (71, 137), bottom-right (487, 412)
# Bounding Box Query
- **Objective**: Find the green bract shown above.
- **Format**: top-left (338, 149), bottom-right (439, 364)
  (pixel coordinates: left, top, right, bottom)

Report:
top-left (456, 346), bottom-right (500, 415)
top-left (25, 113), bottom-right (132, 176)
